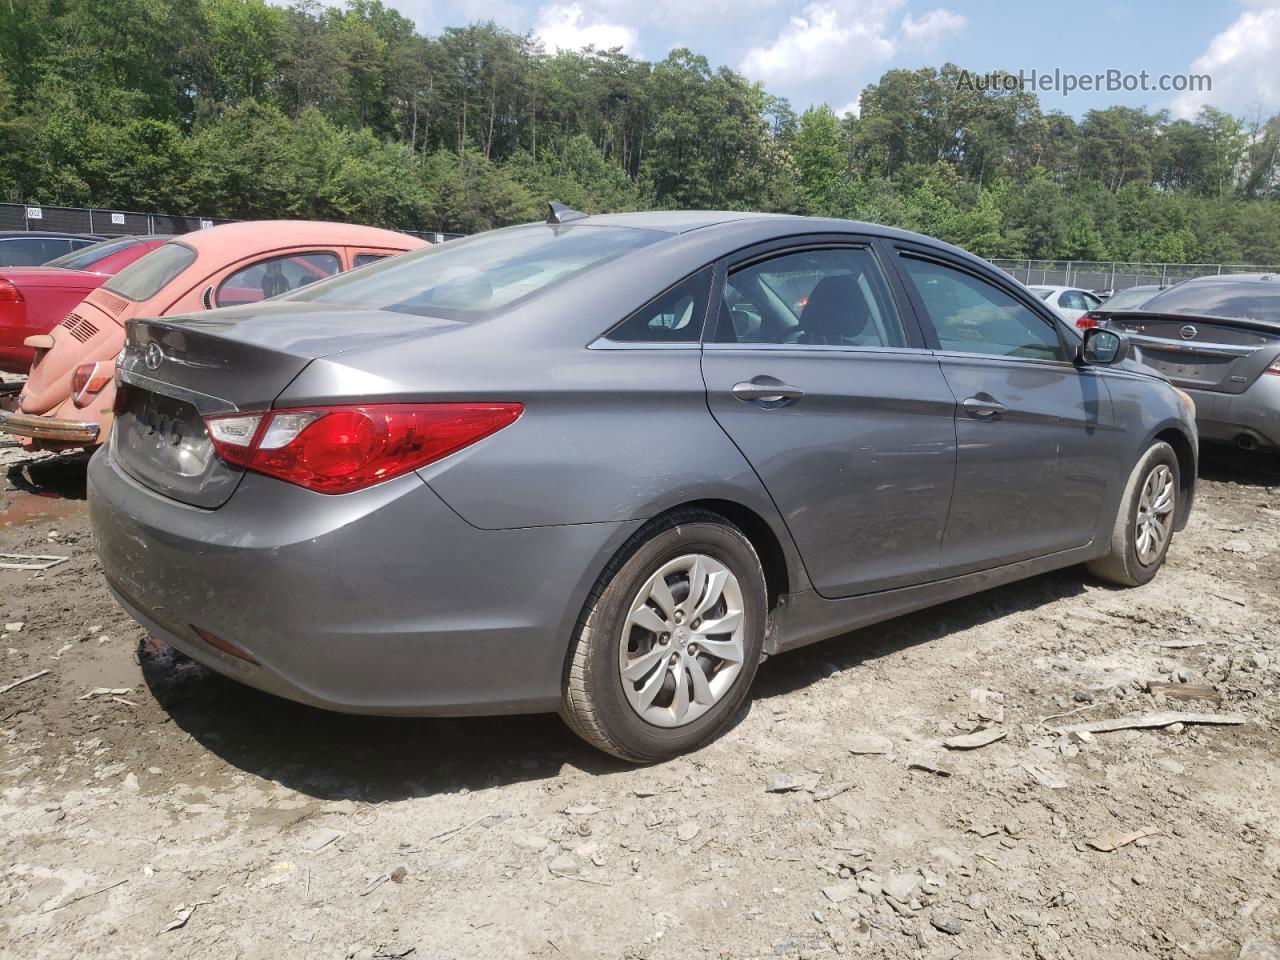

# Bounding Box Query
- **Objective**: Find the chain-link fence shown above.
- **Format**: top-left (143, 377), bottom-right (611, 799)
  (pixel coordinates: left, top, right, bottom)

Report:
top-left (0, 202), bottom-right (461, 243)
top-left (990, 258), bottom-right (1280, 292)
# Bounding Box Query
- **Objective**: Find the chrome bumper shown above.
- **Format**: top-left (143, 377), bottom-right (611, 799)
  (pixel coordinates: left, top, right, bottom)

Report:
top-left (0, 410), bottom-right (100, 443)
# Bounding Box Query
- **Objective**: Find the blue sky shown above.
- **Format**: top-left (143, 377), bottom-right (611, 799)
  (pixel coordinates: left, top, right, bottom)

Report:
top-left (360, 0), bottom-right (1280, 119)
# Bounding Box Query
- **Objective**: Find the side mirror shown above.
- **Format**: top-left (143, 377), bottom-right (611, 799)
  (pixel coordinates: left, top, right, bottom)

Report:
top-left (1078, 327), bottom-right (1129, 366)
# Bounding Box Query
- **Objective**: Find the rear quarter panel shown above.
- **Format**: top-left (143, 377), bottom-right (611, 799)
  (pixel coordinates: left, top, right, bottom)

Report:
top-left (274, 224), bottom-right (815, 593)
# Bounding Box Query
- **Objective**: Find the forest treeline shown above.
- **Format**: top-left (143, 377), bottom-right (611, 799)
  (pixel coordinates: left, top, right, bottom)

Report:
top-left (3, 0), bottom-right (1280, 263)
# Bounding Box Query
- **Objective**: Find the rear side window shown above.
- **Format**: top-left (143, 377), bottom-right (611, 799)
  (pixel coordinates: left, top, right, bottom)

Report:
top-left (1060, 290), bottom-right (1087, 310)
top-left (353, 253), bottom-right (389, 268)
top-left (715, 247), bottom-right (908, 347)
top-left (45, 236), bottom-right (139, 270)
top-left (215, 252), bottom-right (340, 307)
top-left (287, 223), bottom-right (665, 321)
top-left (900, 256), bottom-right (1066, 362)
top-left (0, 237), bottom-right (74, 266)
top-left (105, 242), bottom-right (197, 301)
top-left (606, 269), bottom-right (711, 343)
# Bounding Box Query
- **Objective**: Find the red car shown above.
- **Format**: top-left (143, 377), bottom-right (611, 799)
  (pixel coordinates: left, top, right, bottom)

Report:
top-left (0, 235), bottom-right (170, 374)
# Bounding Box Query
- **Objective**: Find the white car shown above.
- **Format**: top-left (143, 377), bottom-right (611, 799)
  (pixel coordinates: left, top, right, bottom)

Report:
top-left (1027, 285), bottom-right (1103, 326)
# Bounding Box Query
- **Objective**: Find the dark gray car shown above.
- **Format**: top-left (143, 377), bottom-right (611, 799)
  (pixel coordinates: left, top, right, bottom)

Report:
top-left (87, 210), bottom-right (1198, 761)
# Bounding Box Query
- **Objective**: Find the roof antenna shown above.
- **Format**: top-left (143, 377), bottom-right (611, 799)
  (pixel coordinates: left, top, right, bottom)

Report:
top-left (546, 202), bottom-right (588, 225)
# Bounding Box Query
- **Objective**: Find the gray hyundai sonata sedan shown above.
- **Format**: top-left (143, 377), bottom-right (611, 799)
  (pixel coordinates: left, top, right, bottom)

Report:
top-left (88, 208), bottom-right (1197, 761)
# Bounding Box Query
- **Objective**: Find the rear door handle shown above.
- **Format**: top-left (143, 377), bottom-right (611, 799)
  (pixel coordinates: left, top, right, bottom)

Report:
top-left (732, 378), bottom-right (805, 404)
top-left (962, 395), bottom-right (1008, 418)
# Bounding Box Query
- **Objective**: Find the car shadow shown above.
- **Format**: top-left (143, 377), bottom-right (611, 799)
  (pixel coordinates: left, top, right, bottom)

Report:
top-left (753, 567), bottom-right (1088, 703)
top-left (137, 637), bottom-right (634, 802)
top-left (4, 448), bottom-right (90, 500)
top-left (139, 567), bottom-right (1090, 801)
top-left (1197, 445), bottom-right (1280, 487)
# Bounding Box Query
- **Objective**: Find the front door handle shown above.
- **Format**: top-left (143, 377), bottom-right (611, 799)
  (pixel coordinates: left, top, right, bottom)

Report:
top-left (732, 377), bottom-right (805, 404)
top-left (962, 395), bottom-right (1008, 418)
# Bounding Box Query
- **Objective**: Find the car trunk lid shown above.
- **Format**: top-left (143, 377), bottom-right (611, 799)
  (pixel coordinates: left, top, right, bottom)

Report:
top-left (1106, 311), bottom-right (1280, 394)
top-left (113, 304), bottom-right (458, 508)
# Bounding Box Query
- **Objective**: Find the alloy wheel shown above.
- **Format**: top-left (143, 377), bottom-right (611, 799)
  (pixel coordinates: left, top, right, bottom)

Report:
top-left (1134, 463), bottom-right (1176, 565)
top-left (617, 553), bottom-right (746, 728)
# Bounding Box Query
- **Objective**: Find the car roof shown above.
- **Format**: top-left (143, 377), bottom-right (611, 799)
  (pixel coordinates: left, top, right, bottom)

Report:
top-left (0, 231), bottom-right (104, 240)
top-left (556, 211), bottom-right (997, 268)
top-left (562, 210), bottom-right (954, 243)
top-left (1174, 272), bottom-right (1279, 285)
top-left (167, 220), bottom-right (425, 255)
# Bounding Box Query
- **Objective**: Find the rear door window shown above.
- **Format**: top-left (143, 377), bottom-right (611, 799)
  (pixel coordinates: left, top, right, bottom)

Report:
top-left (899, 256), bottom-right (1067, 362)
top-left (714, 247), bottom-right (908, 347)
top-left (215, 252), bottom-right (340, 307)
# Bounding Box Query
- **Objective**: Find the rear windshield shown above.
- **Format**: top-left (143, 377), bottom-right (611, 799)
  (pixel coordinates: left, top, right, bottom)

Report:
top-left (1139, 280), bottom-right (1280, 323)
top-left (286, 223), bottom-right (665, 320)
top-left (103, 242), bottom-right (197, 301)
top-left (45, 236), bottom-right (138, 270)
top-left (1100, 287), bottom-right (1158, 312)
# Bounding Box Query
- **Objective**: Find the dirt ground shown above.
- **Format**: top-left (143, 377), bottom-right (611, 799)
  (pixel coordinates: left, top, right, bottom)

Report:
top-left (1, 435), bottom-right (1278, 960)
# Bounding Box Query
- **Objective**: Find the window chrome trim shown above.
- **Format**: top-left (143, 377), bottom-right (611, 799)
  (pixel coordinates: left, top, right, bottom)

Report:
top-left (927, 348), bottom-right (1084, 370)
top-left (701, 341), bottom-right (933, 356)
top-left (587, 338), bottom-right (702, 351)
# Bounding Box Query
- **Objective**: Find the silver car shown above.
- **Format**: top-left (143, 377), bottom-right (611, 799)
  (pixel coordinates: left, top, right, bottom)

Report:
top-left (88, 209), bottom-right (1197, 761)
top-left (1102, 273), bottom-right (1280, 453)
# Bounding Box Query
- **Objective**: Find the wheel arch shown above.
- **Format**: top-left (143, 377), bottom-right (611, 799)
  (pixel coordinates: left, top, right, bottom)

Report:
top-left (1151, 424), bottom-right (1197, 530)
top-left (671, 498), bottom-right (792, 609)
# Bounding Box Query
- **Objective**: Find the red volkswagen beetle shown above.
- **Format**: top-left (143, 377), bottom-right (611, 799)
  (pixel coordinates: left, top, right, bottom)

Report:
top-left (0, 235), bottom-right (170, 373)
top-left (0, 221), bottom-right (426, 451)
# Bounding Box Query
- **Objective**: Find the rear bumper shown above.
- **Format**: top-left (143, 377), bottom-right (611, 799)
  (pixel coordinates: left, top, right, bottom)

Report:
top-left (0, 410), bottom-right (100, 443)
top-left (87, 443), bottom-right (641, 716)
top-left (1185, 377), bottom-right (1280, 449)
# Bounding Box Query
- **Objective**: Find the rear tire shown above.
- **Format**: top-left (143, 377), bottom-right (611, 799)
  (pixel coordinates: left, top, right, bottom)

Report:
top-left (1087, 441), bottom-right (1180, 587)
top-left (560, 509), bottom-right (768, 762)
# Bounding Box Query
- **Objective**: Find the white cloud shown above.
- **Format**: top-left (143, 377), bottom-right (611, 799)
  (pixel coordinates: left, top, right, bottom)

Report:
top-left (899, 8), bottom-right (965, 48)
top-left (738, 0), bottom-right (965, 88)
top-left (534, 3), bottom-right (642, 54)
top-left (1173, 2), bottom-right (1280, 118)
top-left (835, 96), bottom-right (863, 118)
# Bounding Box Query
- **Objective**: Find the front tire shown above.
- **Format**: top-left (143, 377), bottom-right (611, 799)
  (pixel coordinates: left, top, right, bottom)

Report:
top-left (1087, 441), bottom-right (1180, 587)
top-left (560, 509), bottom-right (768, 762)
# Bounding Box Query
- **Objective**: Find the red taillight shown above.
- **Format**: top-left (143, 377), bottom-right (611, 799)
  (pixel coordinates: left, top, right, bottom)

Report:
top-left (0, 279), bottom-right (24, 303)
top-left (1266, 357), bottom-right (1280, 377)
top-left (204, 403), bottom-right (523, 494)
top-left (71, 361), bottom-right (113, 407)
top-left (1076, 312), bottom-right (1103, 329)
